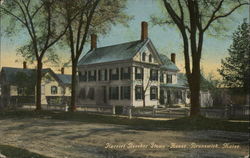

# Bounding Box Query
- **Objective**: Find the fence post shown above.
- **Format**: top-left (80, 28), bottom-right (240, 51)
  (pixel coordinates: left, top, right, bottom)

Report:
top-left (152, 107), bottom-right (156, 117)
top-left (128, 107), bottom-right (132, 119)
top-left (112, 105), bottom-right (116, 115)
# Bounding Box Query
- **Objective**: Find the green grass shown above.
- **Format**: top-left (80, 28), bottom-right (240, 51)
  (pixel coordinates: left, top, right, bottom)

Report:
top-left (0, 144), bottom-right (51, 158)
top-left (0, 110), bottom-right (248, 133)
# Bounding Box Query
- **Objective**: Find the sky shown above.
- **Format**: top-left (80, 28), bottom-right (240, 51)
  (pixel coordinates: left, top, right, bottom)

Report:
top-left (0, 0), bottom-right (249, 78)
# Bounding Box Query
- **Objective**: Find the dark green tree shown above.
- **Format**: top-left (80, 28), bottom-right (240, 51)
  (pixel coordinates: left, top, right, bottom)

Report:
top-left (218, 19), bottom-right (250, 93)
top-left (152, 0), bottom-right (249, 116)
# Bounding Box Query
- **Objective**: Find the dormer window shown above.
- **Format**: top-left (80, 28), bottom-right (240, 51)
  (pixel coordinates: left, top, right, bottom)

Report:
top-left (149, 54), bottom-right (152, 62)
top-left (142, 52), bottom-right (146, 61)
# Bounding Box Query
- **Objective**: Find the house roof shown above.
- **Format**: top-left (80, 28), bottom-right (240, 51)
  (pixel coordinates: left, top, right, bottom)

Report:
top-left (56, 74), bottom-right (71, 85)
top-left (78, 39), bottom-right (149, 66)
top-left (1, 67), bottom-right (34, 84)
top-left (78, 38), bottom-right (179, 72)
top-left (1, 67), bottom-right (51, 84)
top-left (161, 73), bottom-right (188, 89)
top-left (159, 54), bottom-right (179, 71)
top-left (1, 67), bottom-right (71, 86)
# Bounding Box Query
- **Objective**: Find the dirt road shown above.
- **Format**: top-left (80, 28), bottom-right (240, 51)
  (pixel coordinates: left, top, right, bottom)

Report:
top-left (0, 118), bottom-right (248, 158)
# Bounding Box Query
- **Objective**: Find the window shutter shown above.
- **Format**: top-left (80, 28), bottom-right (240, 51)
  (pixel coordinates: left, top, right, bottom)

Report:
top-left (109, 87), bottom-right (111, 99)
top-left (116, 87), bottom-right (119, 99)
top-left (121, 68), bottom-right (124, 80)
top-left (128, 67), bottom-right (131, 79)
top-left (109, 69), bottom-right (112, 80)
top-left (105, 69), bottom-right (107, 80)
top-left (156, 70), bottom-right (159, 81)
top-left (120, 86), bottom-right (123, 100)
top-left (156, 87), bottom-right (158, 99)
top-left (135, 67), bottom-right (137, 78)
top-left (88, 71), bottom-right (91, 81)
top-left (128, 86), bottom-right (131, 99)
top-left (85, 71), bottom-right (87, 81)
top-left (98, 70), bottom-right (101, 81)
top-left (142, 68), bottom-right (144, 80)
top-left (116, 68), bottom-right (119, 80)
top-left (150, 69), bottom-right (153, 80)
top-left (94, 70), bottom-right (97, 81)
top-left (150, 87), bottom-right (152, 100)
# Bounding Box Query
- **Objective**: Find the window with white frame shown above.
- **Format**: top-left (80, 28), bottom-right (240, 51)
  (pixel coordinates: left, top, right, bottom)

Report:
top-left (51, 86), bottom-right (58, 94)
top-left (135, 86), bottom-right (143, 100)
top-left (87, 87), bottom-right (95, 100)
top-left (150, 86), bottom-right (158, 100)
top-left (142, 52), bottom-right (146, 61)
top-left (135, 67), bottom-right (143, 80)
top-left (149, 54), bottom-right (152, 62)
top-left (109, 87), bottom-right (119, 100)
top-left (88, 70), bottom-right (96, 81)
top-left (78, 88), bottom-right (86, 99)
top-left (121, 67), bottom-right (131, 80)
top-left (98, 69), bottom-right (107, 81)
top-left (120, 86), bottom-right (131, 99)
top-left (167, 74), bottom-right (172, 83)
top-left (150, 69), bottom-right (158, 81)
top-left (109, 68), bottom-right (119, 80)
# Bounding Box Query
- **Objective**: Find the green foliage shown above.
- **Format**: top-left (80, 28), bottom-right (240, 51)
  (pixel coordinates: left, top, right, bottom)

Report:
top-left (218, 19), bottom-right (250, 93)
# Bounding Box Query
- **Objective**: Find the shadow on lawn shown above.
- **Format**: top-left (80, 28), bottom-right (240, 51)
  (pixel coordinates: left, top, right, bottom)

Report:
top-left (0, 144), bottom-right (51, 158)
top-left (0, 110), bottom-right (248, 133)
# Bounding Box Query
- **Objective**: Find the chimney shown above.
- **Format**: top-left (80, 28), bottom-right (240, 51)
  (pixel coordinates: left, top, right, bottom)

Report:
top-left (171, 53), bottom-right (176, 64)
top-left (23, 61), bottom-right (27, 69)
top-left (141, 21), bottom-right (148, 40)
top-left (61, 67), bottom-right (64, 74)
top-left (91, 34), bottom-right (97, 50)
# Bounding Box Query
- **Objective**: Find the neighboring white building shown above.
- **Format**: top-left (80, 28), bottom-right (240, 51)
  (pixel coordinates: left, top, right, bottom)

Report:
top-left (0, 64), bottom-right (71, 107)
top-left (77, 21), bottom-right (213, 109)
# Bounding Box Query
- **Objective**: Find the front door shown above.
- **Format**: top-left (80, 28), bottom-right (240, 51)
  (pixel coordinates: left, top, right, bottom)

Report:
top-left (160, 89), bottom-right (164, 105)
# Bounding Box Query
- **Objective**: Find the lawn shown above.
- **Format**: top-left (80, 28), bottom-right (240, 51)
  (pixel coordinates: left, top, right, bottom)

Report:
top-left (0, 110), bottom-right (248, 133)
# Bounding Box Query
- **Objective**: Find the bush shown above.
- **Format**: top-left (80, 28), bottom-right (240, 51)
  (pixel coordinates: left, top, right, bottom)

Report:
top-left (115, 106), bottom-right (123, 115)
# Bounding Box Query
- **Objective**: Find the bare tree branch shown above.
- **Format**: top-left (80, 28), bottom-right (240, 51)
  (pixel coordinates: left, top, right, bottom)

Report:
top-left (203, 0), bottom-right (249, 31)
top-left (0, 7), bottom-right (26, 25)
top-left (77, 0), bottom-right (100, 59)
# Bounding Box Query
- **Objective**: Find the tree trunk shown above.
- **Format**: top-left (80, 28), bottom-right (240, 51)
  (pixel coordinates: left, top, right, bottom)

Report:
top-left (70, 60), bottom-right (77, 112)
top-left (189, 61), bottom-right (201, 116)
top-left (143, 94), bottom-right (146, 107)
top-left (36, 60), bottom-right (42, 110)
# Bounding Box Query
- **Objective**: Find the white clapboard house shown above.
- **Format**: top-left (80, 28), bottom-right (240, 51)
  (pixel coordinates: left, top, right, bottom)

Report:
top-left (77, 21), bottom-right (213, 109)
top-left (0, 63), bottom-right (71, 107)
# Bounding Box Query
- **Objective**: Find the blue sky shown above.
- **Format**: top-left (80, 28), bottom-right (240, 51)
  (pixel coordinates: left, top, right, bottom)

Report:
top-left (0, 0), bottom-right (249, 77)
